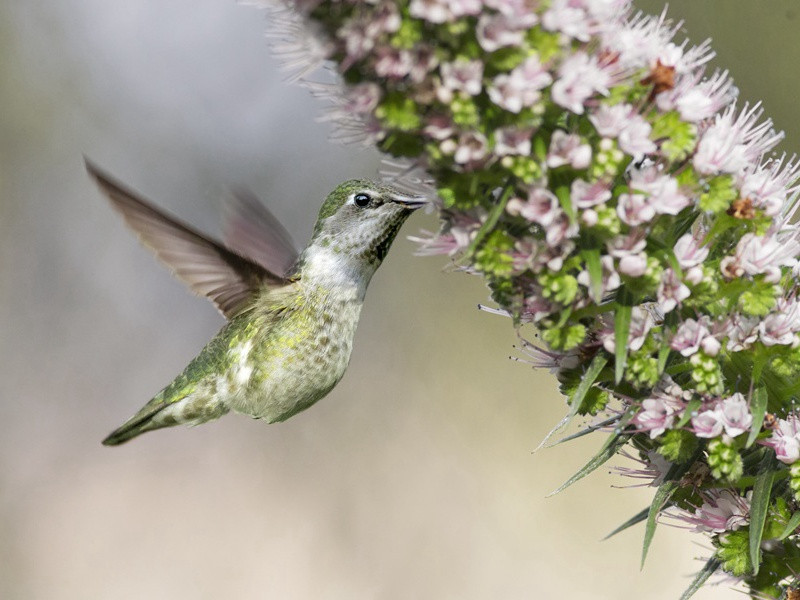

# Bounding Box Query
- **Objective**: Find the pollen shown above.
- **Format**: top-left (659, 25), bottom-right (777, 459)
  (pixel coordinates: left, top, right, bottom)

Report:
top-left (727, 197), bottom-right (756, 220)
top-left (641, 60), bottom-right (675, 96)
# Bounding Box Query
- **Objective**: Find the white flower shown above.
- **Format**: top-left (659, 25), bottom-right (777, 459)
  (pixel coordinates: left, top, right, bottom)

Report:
top-left (488, 55), bottom-right (552, 113)
top-left (552, 52), bottom-right (612, 115)
top-left (440, 59), bottom-right (484, 97)
top-left (547, 130), bottom-right (592, 169)
top-left (694, 103), bottom-right (784, 175)
top-left (657, 268), bottom-right (690, 313)
top-left (719, 393), bottom-right (753, 437)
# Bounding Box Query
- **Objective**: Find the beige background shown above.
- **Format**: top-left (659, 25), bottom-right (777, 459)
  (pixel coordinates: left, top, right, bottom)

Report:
top-left (1, 1), bottom-right (797, 598)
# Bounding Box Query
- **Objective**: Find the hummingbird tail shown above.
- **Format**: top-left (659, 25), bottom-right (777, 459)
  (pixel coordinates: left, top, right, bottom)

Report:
top-left (101, 411), bottom-right (173, 446)
top-left (102, 389), bottom-right (231, 446)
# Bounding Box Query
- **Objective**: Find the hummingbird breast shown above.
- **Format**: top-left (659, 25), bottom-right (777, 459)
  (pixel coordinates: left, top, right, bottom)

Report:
top-left (227, 282), bottom-right (363, 423)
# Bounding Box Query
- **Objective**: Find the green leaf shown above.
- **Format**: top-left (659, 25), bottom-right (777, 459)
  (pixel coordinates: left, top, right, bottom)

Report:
top-left (676, 396), bottom-right (702, 428)
top-left (750, 453), bottom-right (776, 574)
top-left (679, 558), bottom-right (721, 600)
top-left (642, 451), bottom-right (701, 568)
top-left (582, 249), bottom-right (603, 303)
top-left (656, 343), bottom-right (671, 375)
top-left (464, 185), bottom-right (514, 259)
top-left (778, 511), bottom-right (800, 541)
top-left (551, 415), bottom-right (620, 446)
top-left (548, 431), bottom-right (630, 496)
top-left (567, 354), bottom-right (608, 419)
top-left (614, 303), bottom-right (632, 384)
top-left (602, 507), bottom-right (648, 541)
top-left (746, 386), bottom-right (768, 448)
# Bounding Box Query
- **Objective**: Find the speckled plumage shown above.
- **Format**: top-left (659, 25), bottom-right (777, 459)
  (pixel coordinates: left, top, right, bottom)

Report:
top-left (86, 166), bottom-right (425, 445)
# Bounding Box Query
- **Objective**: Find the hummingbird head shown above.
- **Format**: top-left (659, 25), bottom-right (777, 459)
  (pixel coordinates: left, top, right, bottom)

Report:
top-left (298, 179), bottom-right (427, 292)
top-left (310, 179), bottom-right (427, 262)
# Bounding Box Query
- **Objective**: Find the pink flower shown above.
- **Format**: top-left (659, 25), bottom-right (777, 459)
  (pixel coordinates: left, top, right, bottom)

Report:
top-left (628, 167), bottom-right (689, 215)
top-left (719, 393), bottom-right (753, 437)
top-left (671, 318), bottom-right (713, 357)
top-left (343, 82), bottom-right (382, 115)
top-left (577, 255), bottom-right (620, 295)
top-left (488, 55), bottom-right (552, 113)
top-left (657, 268), bottom-right (690, 313)
top-left (476, 14), bottom-right (525, 52)
top-left (724, 232), bottom-right (800, 282)
top-left (722, 315), bottom-right (760, 352)
top-left (451, 132), bottom-right (489, 165)
top-left (589, 103), bottom-right (656, 159)
top-left (423, 115), bottom-right (455, 140)
top-left (681, 490), bottom-right (750, 533)
top-left (409, 0), bottom-right (453, 23)
top-left (763, 415), bottom-right (800, 464)
top-left (759, 299), bottom-right (800, 347)
top-left (373, 47), bottom-right (413, 79)
top-left (633, 397), bottom-right (677, 439)
top-left (485, 0), bottom-right (540, 26)
top-left (547, 130), bottom-right (592, 169)
top-left (542, 0), bottom-right (592, 42)
top-left (673, 231), bottom-right (709, 269)
top-left (439, 59), bottom-right (484, 97)
top-left (507, 188), bottom-right (561, 227)
top-left (657, 69), bottom-right (734, 123)
top-left (693, 103), bottom-right (784, 176)
top-left (692, 408), bottom-right (724, 439)
top-left (607, 232), bottom-right (647, 277)
top-left (617, 193), bottom-right (656, 226)
top-left (601, 306), bottom-right (655, 353)
top-left (571, 179), bottom-right (611, 208)
top-left (552, 52), bottom-right (612, 115)
top-left (737, 155), bottom-right (800, 218)
top-left (494, 127), bottom-right (533, 156)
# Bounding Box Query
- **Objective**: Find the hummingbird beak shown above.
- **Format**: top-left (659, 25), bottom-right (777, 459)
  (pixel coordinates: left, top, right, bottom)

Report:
top-left (390, 194), bottom-right (428, 210)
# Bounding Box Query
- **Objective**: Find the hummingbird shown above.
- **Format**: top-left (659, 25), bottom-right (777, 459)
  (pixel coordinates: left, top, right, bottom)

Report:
top-left (85, 160), bottom-right (426, 446)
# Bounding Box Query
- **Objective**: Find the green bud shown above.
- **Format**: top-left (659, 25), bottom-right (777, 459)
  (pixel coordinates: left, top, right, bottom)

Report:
top-left (690, 351), bottom-right (724, 395)
top-left (540, 272), bottom-right (579, 305)
top-left (707, 437), bottom-right (743, 482)
top-left (658, 429), bottom-right (699, 463)
top-left (650, 111), bottom-right (697, 162)
top-left (541, 323), bottom-right (587, 351)
top-left (699, 176), bottom-right (737, 213)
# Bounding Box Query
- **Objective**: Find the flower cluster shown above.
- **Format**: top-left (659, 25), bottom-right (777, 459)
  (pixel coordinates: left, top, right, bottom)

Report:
top-left (264, 0), bottom-right (800, 596)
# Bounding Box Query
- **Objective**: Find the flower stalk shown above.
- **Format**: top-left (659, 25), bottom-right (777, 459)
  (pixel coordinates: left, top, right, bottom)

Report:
top-left (261, 0), bottom-right (800, 596)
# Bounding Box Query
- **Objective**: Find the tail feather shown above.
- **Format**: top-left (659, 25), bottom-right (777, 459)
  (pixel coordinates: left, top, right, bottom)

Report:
top-left (101, 405), bottom-right (177, 446)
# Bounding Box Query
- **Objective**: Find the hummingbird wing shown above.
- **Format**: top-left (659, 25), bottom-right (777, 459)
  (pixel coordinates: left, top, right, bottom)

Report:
top-left (221, 187), bottom-right (299, 277)
top-left (86, 159), bottom-right (286, 318)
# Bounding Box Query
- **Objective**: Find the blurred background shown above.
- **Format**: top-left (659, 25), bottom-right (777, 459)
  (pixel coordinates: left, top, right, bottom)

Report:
top-left (0, 1), bottom-right (797, 598)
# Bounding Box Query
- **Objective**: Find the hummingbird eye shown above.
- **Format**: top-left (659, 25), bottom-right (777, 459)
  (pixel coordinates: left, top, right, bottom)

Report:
top-left (353, 193), bottom-right (371, 208)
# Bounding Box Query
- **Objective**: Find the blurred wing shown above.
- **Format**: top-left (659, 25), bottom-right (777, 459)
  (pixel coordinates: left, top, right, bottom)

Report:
top-left (222, 187), bottom-right (299, 277)
top-left (86, 159), bottom-right (286, 318)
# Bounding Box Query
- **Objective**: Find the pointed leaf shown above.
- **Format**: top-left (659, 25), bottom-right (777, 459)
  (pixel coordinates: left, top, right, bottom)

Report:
top-left (676, 396), bottom-right (702, 428)
top-left (777, 511), bottom-right (800, 541)
top-left (679, 558), bottom-right (721, 600)
top-left (657, 343), bottom-right (671, 375)
top-left (464, 186), bottom-right (513, 259)
top-left (602, 507), bottom-right (648, 541)
top-left (551, 415), bottom-right (620, 447)
top-left (746, 386), bottom-right (768, 448)
top-left (567, 354), bottom-right (608, 419)
top-left (642, 449), bottom-right (702, 568)
top-left (749, 453), bottom-right (776, 575)
top-left (581, 249), bottom-right (603, 303)
top-left (614, 303), bottom-right (632, 384)
top-left (548, 432), bottom-right (630, 497)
